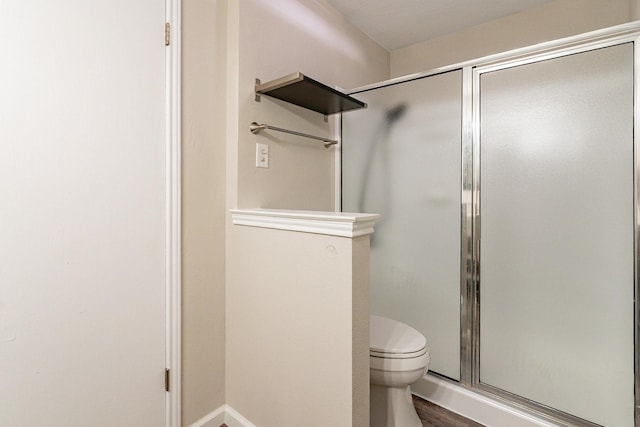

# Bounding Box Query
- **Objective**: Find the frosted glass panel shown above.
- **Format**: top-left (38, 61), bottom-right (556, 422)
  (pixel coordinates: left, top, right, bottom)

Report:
top-left (479, 44), bottom-right (634, 426)
top-left (342, 71), bottom-right (462, 380)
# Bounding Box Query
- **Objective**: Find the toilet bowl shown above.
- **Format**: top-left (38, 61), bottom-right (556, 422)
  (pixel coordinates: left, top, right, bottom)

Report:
top-left (370, 315), bottom-right (430, 427)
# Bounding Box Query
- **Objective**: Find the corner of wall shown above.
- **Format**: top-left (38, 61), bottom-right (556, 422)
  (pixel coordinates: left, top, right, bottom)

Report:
top-left (181, 0), bottom-right (228, 424)
top-left (225, 0), bottom-right (240, 212)
top-left (224, 0), bottom-right (240, 408)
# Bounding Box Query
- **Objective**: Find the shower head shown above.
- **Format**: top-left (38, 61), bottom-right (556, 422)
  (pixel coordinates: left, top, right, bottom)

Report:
top-left (385, 103), bottom-right (407, 124)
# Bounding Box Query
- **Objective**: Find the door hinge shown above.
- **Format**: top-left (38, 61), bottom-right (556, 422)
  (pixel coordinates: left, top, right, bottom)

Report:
top-left (165, 22), bottom-right (171, 46)
top-left (165, 368), bottom-right (170, 392)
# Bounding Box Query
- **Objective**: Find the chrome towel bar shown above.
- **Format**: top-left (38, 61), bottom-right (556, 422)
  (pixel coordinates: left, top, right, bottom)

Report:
top-left (249, 122), bottom-right (338, 148)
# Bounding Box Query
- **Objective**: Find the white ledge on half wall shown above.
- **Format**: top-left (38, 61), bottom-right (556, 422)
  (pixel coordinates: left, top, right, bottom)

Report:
top-left (230, 208), bottom-right (380, 238)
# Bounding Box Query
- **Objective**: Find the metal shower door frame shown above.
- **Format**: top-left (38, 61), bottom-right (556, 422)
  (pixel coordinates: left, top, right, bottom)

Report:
top-left (464, 31), bottom-right (640, 427)
top-left (343, 21), bottom-right (640, 427)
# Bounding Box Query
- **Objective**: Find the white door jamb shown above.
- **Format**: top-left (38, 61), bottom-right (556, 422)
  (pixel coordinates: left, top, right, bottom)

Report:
top-left (165, 0), bottom-right (182, 425)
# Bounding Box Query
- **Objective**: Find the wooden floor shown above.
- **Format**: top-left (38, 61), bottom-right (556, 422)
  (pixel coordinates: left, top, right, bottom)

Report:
top-left (220, 396), bottom-right (484, 427)
top-left (413, 395), bottom-right (485, 427)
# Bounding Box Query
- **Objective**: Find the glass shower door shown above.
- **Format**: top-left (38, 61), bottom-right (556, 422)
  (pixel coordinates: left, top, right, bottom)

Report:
top-left (477, 43), bottom-right (635, 426)
top-left (342, 71), bottom-right (463, 380)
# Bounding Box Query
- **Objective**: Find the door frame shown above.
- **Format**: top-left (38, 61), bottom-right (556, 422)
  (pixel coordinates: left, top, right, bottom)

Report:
top-left (165, 0), bottom-right (181, 425)
top-left (468, 32), bottom-right (639, 427)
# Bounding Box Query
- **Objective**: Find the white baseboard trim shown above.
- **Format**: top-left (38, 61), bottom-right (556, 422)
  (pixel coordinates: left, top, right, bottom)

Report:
top-left (192, 376), bottom-right (559, 427)
top-left (224, 405), bottom-right (257, 427)
top-left (188, 405), bottom-right (256, 427)
top-left (189, 405), bottom-right (225, 427)
top-left (411, 374), bottom-right (559, 427)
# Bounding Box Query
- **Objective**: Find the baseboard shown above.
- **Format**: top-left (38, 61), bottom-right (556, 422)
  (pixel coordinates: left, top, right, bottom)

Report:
top-left (188, 405), bottom-right (256, 427)
top-left (411, 374), bottom-right (558, 427)
top-left (189, 405), bottom-right (225, 427)
top-left (192, 376), bottom-right (556, 427)
top-left (224, 405), bottom-right (257, 427)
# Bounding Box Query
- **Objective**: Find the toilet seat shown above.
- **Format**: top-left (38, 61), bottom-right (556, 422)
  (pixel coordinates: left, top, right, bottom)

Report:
top-left (370, 346), bottom-right (427, 359)
top-left (370, 315), bottom-right (427, 359)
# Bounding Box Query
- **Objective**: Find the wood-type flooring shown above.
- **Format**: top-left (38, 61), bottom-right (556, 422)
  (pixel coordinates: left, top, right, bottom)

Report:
top-left (413, 394), bottom-right (486, 427)
top-left (220, 395), bottom-right (485, 426)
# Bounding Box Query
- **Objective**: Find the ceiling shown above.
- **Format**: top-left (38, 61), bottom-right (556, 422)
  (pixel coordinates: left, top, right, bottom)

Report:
top-left (325, 0), bottom-right (556, 50)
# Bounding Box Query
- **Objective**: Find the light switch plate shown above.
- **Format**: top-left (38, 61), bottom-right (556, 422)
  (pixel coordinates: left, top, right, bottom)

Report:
top-left (256, 143), bottom-right (269, 168)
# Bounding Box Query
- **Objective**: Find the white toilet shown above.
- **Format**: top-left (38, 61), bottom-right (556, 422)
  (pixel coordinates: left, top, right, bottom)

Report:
top-left (369, 315), bottom-right (430, 427)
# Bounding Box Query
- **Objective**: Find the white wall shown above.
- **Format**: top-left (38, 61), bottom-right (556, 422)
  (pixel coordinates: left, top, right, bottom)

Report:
top-left (224, 0), bottom-right (389, 424)
top-left (632, 0), bottom-right (640, 20)
top-left (182, 0), bottom-right (227, 425)
top-left (230, 0), bottom-right (389, 211)
top-left (227, 225), bottom-right (371, 426)
top-left (391, 0), bottom-right (632, 77)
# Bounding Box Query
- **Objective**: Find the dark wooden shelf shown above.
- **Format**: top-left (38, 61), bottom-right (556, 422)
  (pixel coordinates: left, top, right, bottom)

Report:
top-left (255, 72), bottom-right (366, 116)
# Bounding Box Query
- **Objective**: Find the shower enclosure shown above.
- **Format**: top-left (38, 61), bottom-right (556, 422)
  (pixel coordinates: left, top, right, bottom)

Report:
top-left (341, 24), bottom-right (639, 427)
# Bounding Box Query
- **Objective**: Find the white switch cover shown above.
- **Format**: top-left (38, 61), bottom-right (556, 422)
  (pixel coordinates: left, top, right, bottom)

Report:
top-left (256, 143), bottom-right (269, 168)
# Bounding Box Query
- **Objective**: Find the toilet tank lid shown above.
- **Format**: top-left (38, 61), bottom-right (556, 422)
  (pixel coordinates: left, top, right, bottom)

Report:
top-left (370, 315), bottom-right (427, 354)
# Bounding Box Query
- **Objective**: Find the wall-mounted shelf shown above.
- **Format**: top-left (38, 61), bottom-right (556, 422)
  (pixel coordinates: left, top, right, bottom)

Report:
top-left (255, 72), bottom-right (366, 116)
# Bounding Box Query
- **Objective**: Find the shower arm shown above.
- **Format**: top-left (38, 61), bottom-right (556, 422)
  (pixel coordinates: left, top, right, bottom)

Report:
top-left (249, 122), bottom-right (338, 148)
